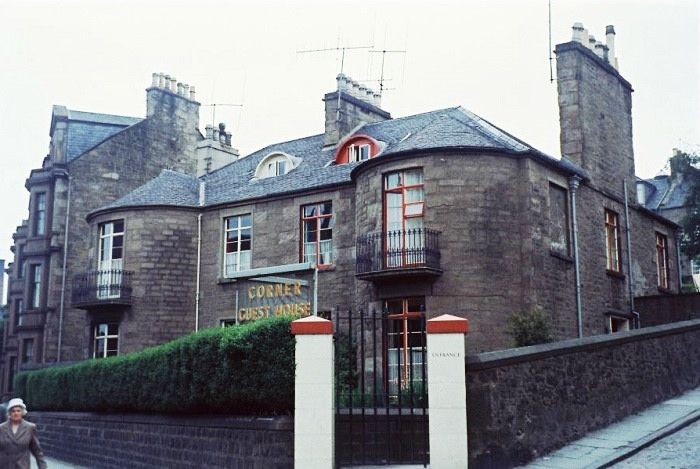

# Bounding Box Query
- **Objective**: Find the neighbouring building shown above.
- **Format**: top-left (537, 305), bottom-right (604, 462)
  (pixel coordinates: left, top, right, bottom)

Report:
top-left (637, 149), bottom-right (699, 290)
top-left (0, 24), bottom-right (681, 398)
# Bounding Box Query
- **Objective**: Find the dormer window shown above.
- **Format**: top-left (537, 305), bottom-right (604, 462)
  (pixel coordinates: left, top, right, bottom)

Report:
top-left (253, 152), bottom-right (301, 180)
top-left (348, 144), bottom-right (370, 163)
top-left (335, 135), bottom-right (380, 165)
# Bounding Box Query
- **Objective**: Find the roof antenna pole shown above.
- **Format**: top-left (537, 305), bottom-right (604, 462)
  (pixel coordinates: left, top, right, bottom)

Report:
top-left (201, 103), bottom-right (243, 129)
top-left (549, 0), bottom-right (555, 83)
top-left (369, 49), bottom-right (405, 97)
top-left (297, 44), bottom-right (374, 122)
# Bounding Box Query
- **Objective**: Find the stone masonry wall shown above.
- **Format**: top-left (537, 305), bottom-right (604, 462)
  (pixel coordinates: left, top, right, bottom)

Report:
top-left (46, 91), bottom-right (200, 362)
top-left (197, 185), bottom-right (356, 327)
top-left (466, 319), bottom-right (700, 468)
top-left (28, 412), bottom-right (293, 469)
top-left (89, 208), bottom-right (199, 354)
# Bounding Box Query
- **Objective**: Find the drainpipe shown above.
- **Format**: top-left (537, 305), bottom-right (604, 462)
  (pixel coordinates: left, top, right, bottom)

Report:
top-left (57, 176), bottom-right (72, 362)
top-left (195, 181), bottom-right (205, 332)
top-left (569, 175), bottom-right (583, 338)
top-left (623, 180), bottom-right (636, 327)
top-left (675, 231), bottom-right (683, 292)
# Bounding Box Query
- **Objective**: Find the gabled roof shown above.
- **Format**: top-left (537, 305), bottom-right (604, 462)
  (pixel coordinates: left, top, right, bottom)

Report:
top-left (60, 108), bottom-right (142, 161)
top-left (91, 104), bottom-right (585, 215)
top-left (641, 174), bottom-right (694, 211)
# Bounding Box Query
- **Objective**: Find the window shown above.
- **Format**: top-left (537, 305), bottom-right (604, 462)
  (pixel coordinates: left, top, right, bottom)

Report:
top-left (98, 221), bottom-right (125, 299)
top-left (34, 192), bottom-right (47, 236)
top-left (93, 323), bottom-right (119, 358)
top-left (21, 339), bottom-right (34, 364)
top-left (253, 152), bottom-right (301, 179)
top-left (384, 297), bottom-right (426, 398)
top-left (656, 232), bottom-right (670, 289)
top-left (549, 183), bottom-right (570, 256)
top-left (220, 319), bottom-right (236, 328)
top-left (224, 214), bottom-right (252, 276)
top-left (8, 357), bottom-right (17, 392)
top-left (29, 264), bottom-right (42, 309)
top-left (605, 209), bottom-right (622, 273)
top-left (14, 299), bottom-right (24, 328)
top-left (384, 168), bottom-right (425, 267)
top-left (348, 143), bottom-right (370, 162)
top-left (301, 202), bottom-right (333, 266)
top-left (16, 246), bottom-right (24, 279)
top-left (609, 316), bottom-right (630, 333)
top-left (268, 159), bottom-right (286, 176)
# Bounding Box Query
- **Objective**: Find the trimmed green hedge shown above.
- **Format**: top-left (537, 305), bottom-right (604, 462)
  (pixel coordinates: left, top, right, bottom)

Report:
top-left (14, 316), bottom-right (295, 414)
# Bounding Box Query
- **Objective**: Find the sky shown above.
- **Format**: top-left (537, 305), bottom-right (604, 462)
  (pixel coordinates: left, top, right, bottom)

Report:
top-left (0, 0), bottom-right (698, 298)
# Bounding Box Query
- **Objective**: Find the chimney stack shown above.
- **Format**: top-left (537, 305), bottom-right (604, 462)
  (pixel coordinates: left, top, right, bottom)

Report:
top-left (606, 25), bottom-right (618, 70)
top-left (569, 23), bottom-right (619, 71)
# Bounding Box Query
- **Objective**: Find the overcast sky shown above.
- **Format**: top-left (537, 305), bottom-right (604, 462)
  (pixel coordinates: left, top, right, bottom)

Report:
top-left (0, 0), bottom-right (698, 297)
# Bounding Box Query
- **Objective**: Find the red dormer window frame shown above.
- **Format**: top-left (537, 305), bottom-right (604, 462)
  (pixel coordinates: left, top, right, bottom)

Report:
top-left (335, 135), bottom-right (380, 165)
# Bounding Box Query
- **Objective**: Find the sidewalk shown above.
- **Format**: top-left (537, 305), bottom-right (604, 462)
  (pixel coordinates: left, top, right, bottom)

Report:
top-left (522, 386), bottom-right (700, 468)
top-left (32, 456), bottom-right (87, 469)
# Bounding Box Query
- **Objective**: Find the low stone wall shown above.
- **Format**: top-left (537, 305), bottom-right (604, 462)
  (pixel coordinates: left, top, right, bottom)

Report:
top-left (635, 292), bottom-right (700, 327)
top-left (466, 319), bottom-right (700, 468)
top-left (27, 412), bottom-right (293, 468)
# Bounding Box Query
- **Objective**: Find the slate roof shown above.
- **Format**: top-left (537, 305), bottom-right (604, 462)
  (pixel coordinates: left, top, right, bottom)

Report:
top-left (100, 170), bottom-right (200, 211)
top-left (640, 174), bottom-right (693, 210)
top-left (65, 109), bottom-right (142, 161)
top-left (92, 105), bottom-right (585, 215)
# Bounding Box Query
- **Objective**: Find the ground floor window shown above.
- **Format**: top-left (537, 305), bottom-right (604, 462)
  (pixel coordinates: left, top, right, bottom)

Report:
top-left (93, 323), bottom-right (119, 358)
top-left (384, 297), bottom-right (426, 398)
top-left (609, 316), bottom-right (630, 333)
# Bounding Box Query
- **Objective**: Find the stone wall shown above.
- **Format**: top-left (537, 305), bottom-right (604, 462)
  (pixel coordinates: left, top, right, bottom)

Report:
top-left (28, 412), bottom-right (293, 469)
top-left (635, 293), bottom-right (700, 327)
top-left (466, 319), bottom-right (700, 468)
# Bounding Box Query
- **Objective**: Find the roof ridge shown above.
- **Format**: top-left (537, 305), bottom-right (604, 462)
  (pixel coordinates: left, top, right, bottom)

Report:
top-left (67, 108), bottom-right (142, 122)
top-left (364, 106), bottom-right (461, 129)
top-left (453, 107), bottom-right (530, 153)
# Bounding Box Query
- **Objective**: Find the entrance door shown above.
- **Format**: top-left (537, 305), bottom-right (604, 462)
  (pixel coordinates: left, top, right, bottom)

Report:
top-left (98, 221), bottom-right (124, 299)
top-left (384, 169), bottom-right (425, 268)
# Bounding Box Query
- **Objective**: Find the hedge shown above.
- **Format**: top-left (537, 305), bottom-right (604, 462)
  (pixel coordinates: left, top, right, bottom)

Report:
top-left (14, 316), bottom-right (296, 415)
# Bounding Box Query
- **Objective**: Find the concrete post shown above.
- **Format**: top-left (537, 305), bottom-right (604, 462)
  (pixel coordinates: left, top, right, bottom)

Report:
top-left (427, 314), bottom-right (469, 468)
top-left (291, 316), bottom-right (334, 469)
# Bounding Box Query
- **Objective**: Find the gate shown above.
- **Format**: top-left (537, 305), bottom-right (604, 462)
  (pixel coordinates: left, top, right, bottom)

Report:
top-left (334, 309), bottom-right (429, 467)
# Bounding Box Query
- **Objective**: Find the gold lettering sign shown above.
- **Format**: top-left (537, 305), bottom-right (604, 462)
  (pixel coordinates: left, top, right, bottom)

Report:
top-left (240, 281), bottom-right (310, 322)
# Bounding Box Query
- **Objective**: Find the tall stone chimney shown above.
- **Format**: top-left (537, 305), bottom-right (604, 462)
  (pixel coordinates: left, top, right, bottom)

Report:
top-left (146, 72), bottom-right (200, 132)
top-left (556, 23), bottom-right (635, 201)
top-left (323, 74), bottom-right (391, 147)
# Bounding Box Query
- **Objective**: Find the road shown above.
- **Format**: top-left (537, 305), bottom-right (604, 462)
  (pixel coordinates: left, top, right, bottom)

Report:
top-left (611, 418), bottom-right (700, 469)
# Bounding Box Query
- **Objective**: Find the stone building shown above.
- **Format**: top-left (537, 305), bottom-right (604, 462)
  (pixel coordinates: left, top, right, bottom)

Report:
top-left (0, 25), bottom-right (681, 398)
top-left (637, 149), bottom-right (698, 290)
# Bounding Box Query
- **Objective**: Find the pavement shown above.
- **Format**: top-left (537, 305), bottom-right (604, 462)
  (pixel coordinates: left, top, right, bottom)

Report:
top-left (32, 456), bottom-right (86, 469)
top-left (521, 386), bottom-right (700, 469)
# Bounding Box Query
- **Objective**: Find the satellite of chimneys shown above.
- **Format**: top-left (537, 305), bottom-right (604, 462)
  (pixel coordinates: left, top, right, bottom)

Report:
top-left (571, 23), bottom-right (619, 71)
top-left (336, 73), bottom-right (382, 108)
top-left (151, 72), bottom-right (197, 100)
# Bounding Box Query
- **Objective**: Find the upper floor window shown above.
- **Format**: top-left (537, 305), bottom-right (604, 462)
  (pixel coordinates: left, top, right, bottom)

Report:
top-left (21, 339), bottom-right (34, 364)
top-left (301, 202), bottom-right (333, 266)
top-left (224, 214), bottom-right (252, 276)
top-left (34, 192), bottom-right (47, 236)
top-left (99, 221), bottom-right (125, 266)
top-left (93, 323), bottom-right (119, 358)
top-left (605, 209), bottom-right (622, 273)
top-left (16, 245), bottom-right (24, 279)
top-left (549, 183), bottom-right (570, 256)
top-left (656, 232), bottom-right (670, 289)
top-left (253, 152), bottom-right (301, 179)
top-left (14, 299), bottom-right (23, 328)
top-left (335, 135), bottom-right (379, 164)
top-left (29, 264), bottom-right (42, 309)
top-left (384, 168), bottom-right (425, 268)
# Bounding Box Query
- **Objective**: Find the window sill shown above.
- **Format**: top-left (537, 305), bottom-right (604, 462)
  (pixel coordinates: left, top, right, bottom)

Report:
top-left (317, 264), bottom-right (336, 272)
top-left (606, 269), bottom-right (625, 280)
top-left (549, 250), bottom-right (573, 263)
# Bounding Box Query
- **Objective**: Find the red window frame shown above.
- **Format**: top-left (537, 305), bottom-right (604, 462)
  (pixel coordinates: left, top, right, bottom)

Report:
top-left (300, 201), bottom-right (333, 267)
top-left (384, 297), bottom-right (426, 397)
top-left (605, 209), bottom-right (622, 273)
top-left (656, 232), bottom-right (670, 289)
top-left (383, 168), bottom-right (425, 267)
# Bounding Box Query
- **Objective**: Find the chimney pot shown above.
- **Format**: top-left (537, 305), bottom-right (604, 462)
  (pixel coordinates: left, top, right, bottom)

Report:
top-left (588, 35), bottom-right (596, 50)
top-left (170, 78), bottom-right (177, 92)
top-left (189, 85), bottom-right (196, 100)
top-left (205, 125), bottom-right (214, 139)
top-left (213, 128), bottom-right (220, 142)
top-left (177, 82), bottom-right (184, 95)
top-left (183, 84), bottom-right (190, 97)
top-left (373, 92), bottom-right (382, 107)
top-left (225, 132), bottom-right (232, 147)
top-left (572, 22), bottom-right (585, 43)
top-left (606, 25), bottom-right (616, 35)
top-left (606, 25), bottom-right (618, 70)
top-left (336, 73), bottom-right (349, 92)
top-left (163, 74), bottom-right (171, 88)
top-left (594, 42), bottom-right (606, 59)
top-left (151, 73), bottom-right (159, 87)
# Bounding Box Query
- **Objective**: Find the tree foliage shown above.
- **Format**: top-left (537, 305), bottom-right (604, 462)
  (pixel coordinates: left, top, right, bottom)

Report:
top-left (507, 307), bottom-right (554, 347)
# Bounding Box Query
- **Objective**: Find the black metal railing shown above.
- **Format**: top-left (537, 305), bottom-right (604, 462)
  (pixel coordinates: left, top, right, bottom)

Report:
top-left (71, 270), bottom-right (133, 307)
top-left (335, 309), bottom-right (428, 467)
top-left (356, 228), bottom-right (441, 275)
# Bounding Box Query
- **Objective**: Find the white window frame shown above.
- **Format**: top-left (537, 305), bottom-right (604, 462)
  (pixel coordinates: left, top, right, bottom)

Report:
top-left (98, 220), bottom-right (125, 299)
top-left (348, 143), bottom-right (371, 163)
top-left (34, 192), bottom-right (47, 236)
top-left (93, 323), bottom-right (119, 358)
top-left (29, 264), bottom-right (42, 309)
top-left (223, 214), bottom-right (252, 277)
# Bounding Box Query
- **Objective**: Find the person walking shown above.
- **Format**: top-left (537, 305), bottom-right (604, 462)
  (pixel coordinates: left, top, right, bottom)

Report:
top-left (0, 398), bottom-right (47, 469)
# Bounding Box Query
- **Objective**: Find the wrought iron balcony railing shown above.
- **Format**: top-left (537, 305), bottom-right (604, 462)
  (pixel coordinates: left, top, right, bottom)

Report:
top-left (72, 270), bottom-right (133, 308)
top-left (356, 228), bottom-right (442, 279)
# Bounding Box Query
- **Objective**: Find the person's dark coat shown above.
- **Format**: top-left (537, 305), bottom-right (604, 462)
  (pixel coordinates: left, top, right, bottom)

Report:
top-left (0, 419), bottom-right (47, 469)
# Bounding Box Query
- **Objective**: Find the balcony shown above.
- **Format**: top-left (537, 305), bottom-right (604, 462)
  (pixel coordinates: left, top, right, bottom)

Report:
top-left (356, 228), bottom-right (442, 281)
top-left (72, 270), bottom-right (133, 309)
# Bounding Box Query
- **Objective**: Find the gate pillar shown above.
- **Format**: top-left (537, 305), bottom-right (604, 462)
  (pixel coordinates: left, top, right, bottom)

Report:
top-left (427, 314), bottom-right (469, 468)
top-left (292, 316), bottom-right (334, 469)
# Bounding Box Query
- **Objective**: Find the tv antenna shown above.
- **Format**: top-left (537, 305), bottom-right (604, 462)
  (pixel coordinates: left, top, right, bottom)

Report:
top-left (201, 103), bottom-right (243, 129)
top-left (297, 44), bottom-right (374, 75)
top-left (369, 49), bottom-right (406, 96)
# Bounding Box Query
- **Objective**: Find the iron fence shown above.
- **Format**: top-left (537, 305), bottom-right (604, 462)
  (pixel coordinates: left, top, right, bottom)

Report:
top-left (71, 270), bottom-right (133, 307)
top-left (356, 228), bottom-right (441, 275)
